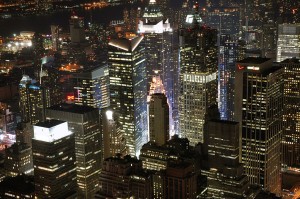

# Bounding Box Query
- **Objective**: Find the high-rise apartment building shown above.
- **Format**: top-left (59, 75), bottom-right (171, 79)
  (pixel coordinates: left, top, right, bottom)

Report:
top-left (149, 93), bottom-right (169, 146)
top-left (179, 19), bottom-right (218, 145)
top-left (108, 36), bottom-right (148, 157)
top-left (73, 65), bottom-right (110, 109)
top-left (45, 104), bottom-right (102, 198)
top-left (234, 57), bottom-right (283, 195)
top-left (276, 24), bottom-right (300, 62)
top-left (32, 119), bottom-right (77, 198)
top-left (280, 58), bottom-right (300, 167)
top-left (218, 35), bottom-right (238, 120)
top-left (203, 120), bottom-right (250, 198)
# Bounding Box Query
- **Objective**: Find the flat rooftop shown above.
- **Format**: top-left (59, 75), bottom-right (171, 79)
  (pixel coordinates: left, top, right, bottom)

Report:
top-left (35, 119), bottom-right (65, 128)
top-left (47, 103), bottom-right (97, 114)
top-left (237, 57), bottom-right (271, 64)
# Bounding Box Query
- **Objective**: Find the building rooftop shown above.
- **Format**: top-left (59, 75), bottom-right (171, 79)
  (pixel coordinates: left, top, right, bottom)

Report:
top-left (47, 103), bottom-right (97, 114)
top-left (210, 119), bottom-right (239, 125)
top-left (237, 57), bottom-right (271, 64)
top-left (280, 58), bottom-right (300, 64)
top-left (108, 36), bottom-right (143, 52)
top-left (35, 119), bottom-right (65, 128)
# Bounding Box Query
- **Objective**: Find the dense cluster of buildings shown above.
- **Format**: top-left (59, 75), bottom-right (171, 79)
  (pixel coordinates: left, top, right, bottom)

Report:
top-left (0, 0), bottom-right (299, 198)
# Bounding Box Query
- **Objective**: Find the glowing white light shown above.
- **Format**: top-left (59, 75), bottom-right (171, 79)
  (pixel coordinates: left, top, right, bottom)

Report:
top-left (27, 42), bottom-right (32, 47)
top-left (7, 44), bottom-right (11, 48)
top-left (106, 110), bottom-right (113, 120)
top-left (33, 121), bottom-right (73, 142)
top-left (247, 66), bottom-right (260, 71)
top-left (15, 42), bottom-right (19, 46)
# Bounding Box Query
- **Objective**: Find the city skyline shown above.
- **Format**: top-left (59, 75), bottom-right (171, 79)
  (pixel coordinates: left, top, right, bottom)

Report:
top-left (0, 0), bottom-right (299, 198)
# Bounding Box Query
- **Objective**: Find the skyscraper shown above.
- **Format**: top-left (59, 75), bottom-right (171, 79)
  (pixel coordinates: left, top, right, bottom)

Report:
top-left (45, 104), bottom-right (102, 198)
top-left (234, 58), bottom-right (283, 195)
top-left (4, 142), bottom-right (33, 177)
top-left (108, 35), bottom-right (147, 157)
top-left (138, 0), bottom-right (176, 134)
top-left (19, 77), bottom-right (50, 125)
top-left (218, 35), bottom-right (238, 120)
top-left (149, 93), bottom-right (169, 146)
top-left (280, 58), bottom-right (300, 167)
top-left (69, 15), bottom-right (85, 44)
top-left (32, 119), bottom-right (77, 198)
top-left (203, 120), bottom-right (250, 198)
top-left (73, 65), bottom-right (110, 109)
top-left (179, 13), bottom-right (218, 145)
top-left (101, 108), bottom-right (126, 159)
top-left (276, 24), bottom-right (300, 62)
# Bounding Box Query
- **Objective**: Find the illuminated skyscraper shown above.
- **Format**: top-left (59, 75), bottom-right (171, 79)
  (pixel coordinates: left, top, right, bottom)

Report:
top-left (108, 36), bottom-right (147, 157)
top-left (234, 58), bottom-right (283, 195)
top-left (32, 120), bottom-right (77, 198)
top-left (218, 35), bottom-right (238, 120)
top-left (19, 77), bottom-right (50, 125)
top-left (276, 24), bottom-right (300, 62)
top-left (101, 108), bottom-right (126, 159)
top-left (204, 7), bottom-right (240, 40)
top-left (138, 0), bottom-right (176, 134)
top-left (50, 25), bottom-right (59, 51)
top-left (179, 15), bottom-right (218, 145)
top-left (149, 93), bottom-right (169, 146)
top-left (73, 65), bottom-right (110, 109)
top-left (45, 104), bottom-right (102, 198)
top-left (280, 58), bottom-right (300, 167)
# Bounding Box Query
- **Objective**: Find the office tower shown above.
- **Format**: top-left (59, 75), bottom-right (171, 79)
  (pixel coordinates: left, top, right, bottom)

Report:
top-left (73, 65), bottom-right (110, 109)
top-left (19, 76), bottom-right (50, 124)
top-left (19, 74), bottom-right (61, 125)
top-left (165, 160), bottom-right (197, 199)
top-left (96, 155), bottom-right (152, 198)
top-left (45, 103), bottom-right (101, 198)
top-left (234, 58), bottom-right (283, 195)
top-left (276, 24), bottom-right (300, 62)
top-left (203, 120), bottom-right (250, 198)
top-left (69, 15), bottom-right (85, 44)
top-left (50, 25), bottom-right (59, 51)
top-left (179, 16), bottom-right (218, 145)
top-left (204, 7), bottom-right (240, 40)
top-left (32, 120), bottom-right (77, 198)
top-left (0, 175), bottom-right (35, 199)
top-left (138, 0), bottom-right (176, 134)
top-left (19, 76), bottom-right (33, 123)
top-left (140, 134), bottom-right (201, 171)
top-left (4, 142), bottom-right (33, 177)
top-left (108, 36), bottom-right (147, 157)
top-left (149, 93), bottom-right (169, 145)
top-left (143, 0), bottom-right (163, 22)
top-left (101, 108), bottom-right (126, 159)
top-left (280, 58), bottom-right (300, 167)
top-left (218, 35), bottom-right (238, 120)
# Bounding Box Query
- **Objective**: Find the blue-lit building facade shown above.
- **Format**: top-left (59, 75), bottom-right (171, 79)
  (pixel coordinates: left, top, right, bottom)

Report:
top-left (108, 35), bottom-right (148, 157)
top-left (218, 35), bottom-right (238, 120)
